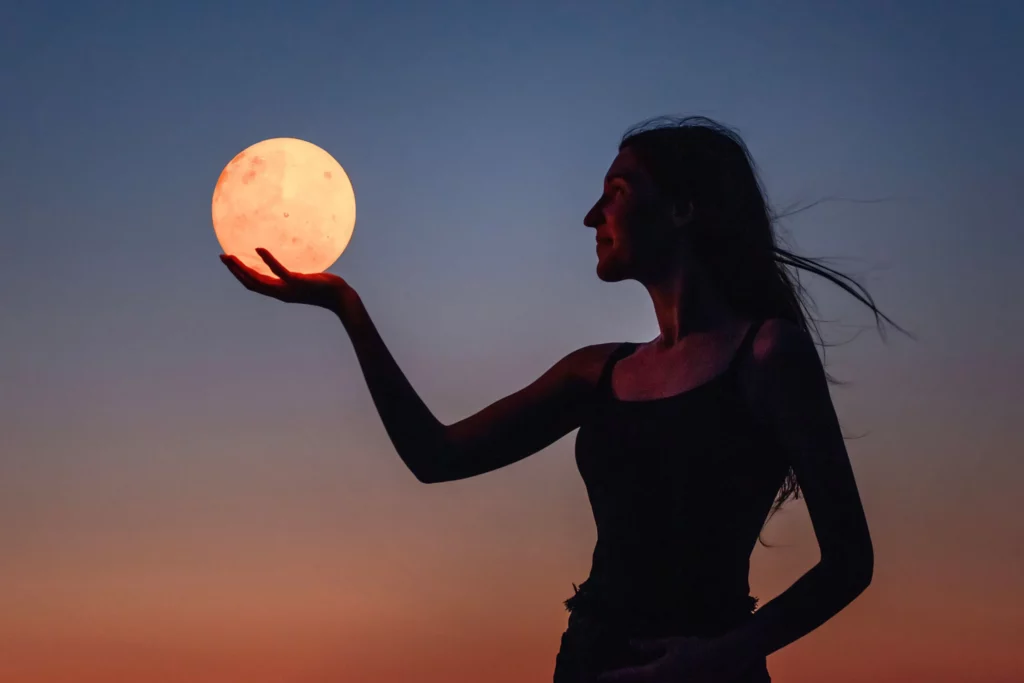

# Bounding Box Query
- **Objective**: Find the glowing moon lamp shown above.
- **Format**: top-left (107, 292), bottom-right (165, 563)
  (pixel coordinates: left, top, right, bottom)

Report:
top-left (212, 138), bottom-right (355, 276)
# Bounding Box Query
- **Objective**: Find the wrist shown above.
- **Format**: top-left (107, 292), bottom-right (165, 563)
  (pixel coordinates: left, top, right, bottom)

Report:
top-left (330, 285), bottom-right (362, 320)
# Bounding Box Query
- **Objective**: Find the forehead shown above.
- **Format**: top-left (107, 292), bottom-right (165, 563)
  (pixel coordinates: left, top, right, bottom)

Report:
top-left (605, 147), bottom-right (648, 184)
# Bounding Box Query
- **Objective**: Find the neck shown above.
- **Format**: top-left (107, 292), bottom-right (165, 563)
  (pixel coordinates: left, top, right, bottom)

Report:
top-left (643, 260), bottom-right (738, 349)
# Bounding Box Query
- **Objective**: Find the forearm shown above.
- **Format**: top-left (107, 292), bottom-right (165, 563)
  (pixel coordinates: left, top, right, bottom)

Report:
top-left (333, 292), bottom-right (448, 482)
top-left (722, 559), bottom-right (872, 663)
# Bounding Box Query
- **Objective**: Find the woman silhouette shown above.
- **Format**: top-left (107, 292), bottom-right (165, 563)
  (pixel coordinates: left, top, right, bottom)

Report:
top-left (222, 116), bottom-right (902, 682)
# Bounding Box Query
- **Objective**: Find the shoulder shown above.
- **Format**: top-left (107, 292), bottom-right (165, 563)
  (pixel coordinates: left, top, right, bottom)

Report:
top-left (749, 317), bottom-right (820, 366)
top-left (739, 318), bottom-right (826, 415)
top-left (561, 342), bottom-right (630, 390)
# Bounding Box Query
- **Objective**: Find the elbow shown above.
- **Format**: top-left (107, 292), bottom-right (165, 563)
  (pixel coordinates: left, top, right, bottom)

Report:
top-left (404, 429), bottom-right (454, 484)
top-left (851, 540), bottom-right (874, 591)
top-left (849, 557), bottom-right (873, 594)
top-left (414, 468), bottom-right (444, 485)
top-left (409, 455), bottom-right (446, 484)
top-left (823, 546), bottom-right (874, 596)
top-left (414, 458), bottom-right (458, 485)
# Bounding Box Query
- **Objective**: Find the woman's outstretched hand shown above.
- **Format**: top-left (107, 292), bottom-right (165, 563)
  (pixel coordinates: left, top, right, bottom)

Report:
top-left (596, 635), bottom-right (755, 683)
top-left (220, 248), bottom-right (358, 314)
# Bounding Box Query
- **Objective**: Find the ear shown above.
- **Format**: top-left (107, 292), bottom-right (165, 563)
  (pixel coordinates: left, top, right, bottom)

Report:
top-left (672, 201), bottom-right (695, 229)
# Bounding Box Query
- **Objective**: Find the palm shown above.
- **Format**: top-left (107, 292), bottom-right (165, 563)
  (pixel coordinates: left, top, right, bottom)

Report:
top-left (220, 247), bottom-right (351, 310)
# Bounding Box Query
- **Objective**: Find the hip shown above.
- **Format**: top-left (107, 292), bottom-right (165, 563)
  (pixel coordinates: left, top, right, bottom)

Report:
top-left (554, 592), bottom-right (769, 682)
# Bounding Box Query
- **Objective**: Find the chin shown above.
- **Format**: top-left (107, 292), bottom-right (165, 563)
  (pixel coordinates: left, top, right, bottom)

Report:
top-left (596, 257), bottom-right (631, 283)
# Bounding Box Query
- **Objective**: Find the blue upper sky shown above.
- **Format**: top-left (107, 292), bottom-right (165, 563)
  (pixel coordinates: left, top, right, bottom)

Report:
top-left (2, 0), bottom-right (1022, 468)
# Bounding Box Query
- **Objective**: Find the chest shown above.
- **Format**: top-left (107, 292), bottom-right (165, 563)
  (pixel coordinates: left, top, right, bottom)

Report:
top-left (574, 384), bottom-right (775, 511)
top-left (610, 332), bottom-right (746, 402)
top-left (575, 371), bottom-right (782, 505)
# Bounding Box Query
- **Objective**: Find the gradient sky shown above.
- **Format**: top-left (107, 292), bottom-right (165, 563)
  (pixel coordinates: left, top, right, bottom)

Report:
top-left (2, 2), bottom-right (1022, 681)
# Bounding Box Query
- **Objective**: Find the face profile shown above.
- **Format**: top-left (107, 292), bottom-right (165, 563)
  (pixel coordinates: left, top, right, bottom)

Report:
top-left (584, 146), bottom-right (693, 284)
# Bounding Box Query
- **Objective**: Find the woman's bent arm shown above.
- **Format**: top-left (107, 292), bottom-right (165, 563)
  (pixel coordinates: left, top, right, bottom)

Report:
top-left (338, 293), bottom-right (614, 484)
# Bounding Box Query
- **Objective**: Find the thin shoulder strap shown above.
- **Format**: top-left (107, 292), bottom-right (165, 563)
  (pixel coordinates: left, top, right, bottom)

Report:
top-left (726, 319), bottom-right (766, 374)
top-left (597, 342), bottom-right (637, 392)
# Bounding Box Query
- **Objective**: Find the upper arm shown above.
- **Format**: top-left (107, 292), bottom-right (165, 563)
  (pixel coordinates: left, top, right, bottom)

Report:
top-left (741, 319), bottom-right (873, 584)
top-left (427, 343), bottom-right (619, 484)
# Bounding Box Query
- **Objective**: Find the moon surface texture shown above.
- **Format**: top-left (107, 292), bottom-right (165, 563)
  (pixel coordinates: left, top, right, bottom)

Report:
top-left (212, 138), bottom-right (355, 276)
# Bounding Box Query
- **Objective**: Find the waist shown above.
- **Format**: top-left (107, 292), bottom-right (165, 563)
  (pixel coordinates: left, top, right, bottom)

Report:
top-left (563, 576), bottom-right (757, 637)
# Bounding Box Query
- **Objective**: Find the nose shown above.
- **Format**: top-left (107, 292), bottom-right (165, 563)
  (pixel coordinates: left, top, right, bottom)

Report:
top-left (584, 201), bottom-right (603, 229)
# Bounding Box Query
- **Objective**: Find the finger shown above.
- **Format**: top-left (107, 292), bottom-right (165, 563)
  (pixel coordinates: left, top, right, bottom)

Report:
top-left (223, 254), bottom-right (281, 286)
top-left (223, 258), bottom-right (265, 292)
top-left (222, 256), bottom-right (289, 299)
top-left (595, 662), bottom-right (659, 683)
top-left (255, 248), bottom-right (293, 280)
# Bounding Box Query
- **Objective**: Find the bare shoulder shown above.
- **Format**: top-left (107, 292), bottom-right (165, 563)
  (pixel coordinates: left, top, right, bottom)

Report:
top-left (750, 317), bottom-right (819, 364)
top-left (739, 318), bottom-right (826, 412)
top-left (561, 342), bottom-right (626, 390)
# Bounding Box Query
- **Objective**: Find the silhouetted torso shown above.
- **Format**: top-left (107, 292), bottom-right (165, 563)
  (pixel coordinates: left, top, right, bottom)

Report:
top-left (554, 319), bottom-right (785, 681)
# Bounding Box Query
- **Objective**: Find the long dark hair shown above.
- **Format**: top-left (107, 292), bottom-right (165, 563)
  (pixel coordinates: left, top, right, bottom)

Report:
top-left (620, 116), bottom-right (911, 538)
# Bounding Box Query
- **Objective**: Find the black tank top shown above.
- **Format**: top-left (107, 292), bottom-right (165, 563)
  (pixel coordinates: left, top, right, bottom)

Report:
top-left (565, 319), bottom-right (789, 637)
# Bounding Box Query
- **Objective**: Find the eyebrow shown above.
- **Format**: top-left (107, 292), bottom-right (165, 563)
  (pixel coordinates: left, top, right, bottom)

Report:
top-left (604, 172), bottom-right (631, 184)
